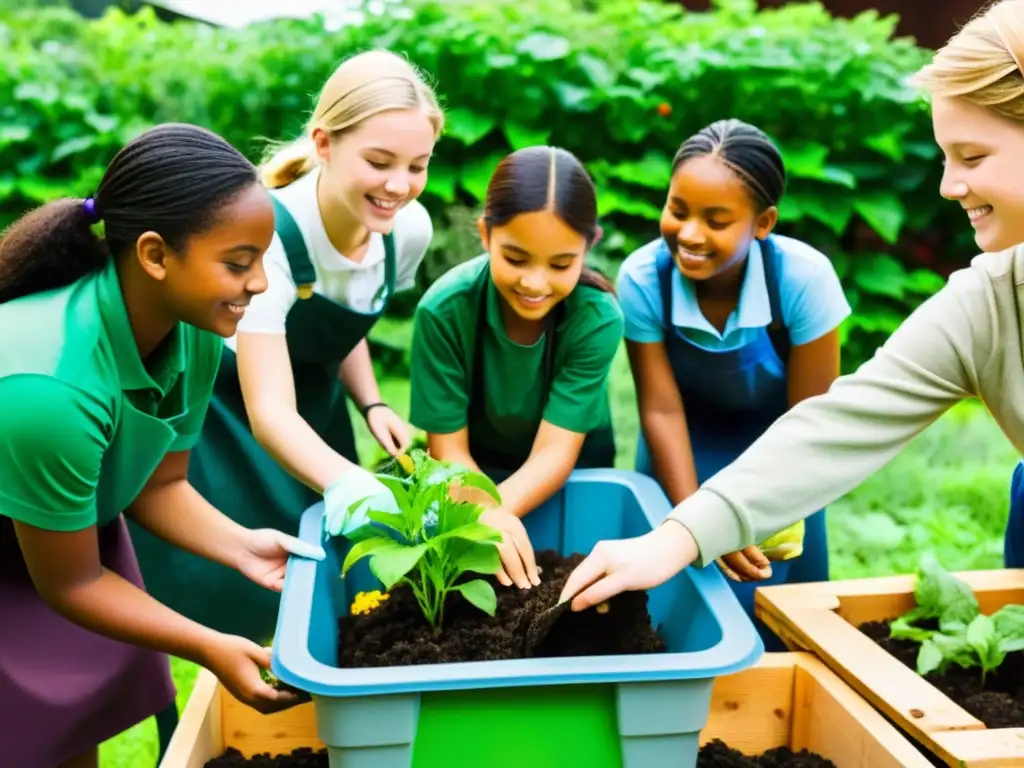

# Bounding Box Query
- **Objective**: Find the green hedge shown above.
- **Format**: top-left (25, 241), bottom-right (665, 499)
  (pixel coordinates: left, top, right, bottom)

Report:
top-left (0, 0), bottom-right (975, 369)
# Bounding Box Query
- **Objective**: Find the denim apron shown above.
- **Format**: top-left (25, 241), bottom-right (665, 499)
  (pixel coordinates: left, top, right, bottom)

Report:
top-left (132, 195), bottom-right (397, 642)
top-left (634, 238), bottom-right (829, 650)
top-left (1004, 461), bottom-right (1024, 567)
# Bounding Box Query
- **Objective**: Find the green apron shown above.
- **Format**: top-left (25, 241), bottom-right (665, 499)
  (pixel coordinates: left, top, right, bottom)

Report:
top-left (129, 196), bottom-right (397, 643)
top-left (467, 270), bottom-right (616, 477)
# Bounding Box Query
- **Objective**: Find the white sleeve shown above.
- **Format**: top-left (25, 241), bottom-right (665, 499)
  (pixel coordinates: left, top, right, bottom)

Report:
top-left (236, 234), bottom-right (298, 335)
top-left (394, 201), bottom-right (433, 292)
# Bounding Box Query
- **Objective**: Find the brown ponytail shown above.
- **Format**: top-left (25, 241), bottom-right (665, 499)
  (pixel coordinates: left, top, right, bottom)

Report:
top-left (579, 265), bottom-right (615, 294)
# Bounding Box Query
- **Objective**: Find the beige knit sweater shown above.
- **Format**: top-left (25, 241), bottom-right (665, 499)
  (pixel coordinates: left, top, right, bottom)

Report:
top-left (669, 245), bottom-right (1024, 566)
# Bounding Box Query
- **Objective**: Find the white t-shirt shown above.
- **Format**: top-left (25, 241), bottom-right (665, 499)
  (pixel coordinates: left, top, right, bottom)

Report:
top-left (225, 166), bottom-right (432, 351)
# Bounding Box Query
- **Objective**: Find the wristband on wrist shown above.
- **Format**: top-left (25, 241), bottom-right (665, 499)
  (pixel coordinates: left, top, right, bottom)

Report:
top-left (360, 402), bottom-right (390, 420)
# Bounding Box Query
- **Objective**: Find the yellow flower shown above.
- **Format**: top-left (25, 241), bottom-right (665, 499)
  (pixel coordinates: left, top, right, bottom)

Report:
top-left (759, 520), bottom-right (805, 561)
top-left (351, 589), bottom-right (390, 615)
top-left (397, 454), bottom-right (415, 474)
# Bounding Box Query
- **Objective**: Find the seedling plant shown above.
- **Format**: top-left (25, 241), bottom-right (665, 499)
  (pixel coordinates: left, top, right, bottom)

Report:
top-left (339, 449), bottom-right (504, 633)
top-left (889, 554), bottom-right (1024, 682)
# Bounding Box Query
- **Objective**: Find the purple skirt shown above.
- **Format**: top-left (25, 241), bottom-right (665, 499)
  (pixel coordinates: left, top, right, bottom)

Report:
top-left (0, 515), bottom-right (176, 766)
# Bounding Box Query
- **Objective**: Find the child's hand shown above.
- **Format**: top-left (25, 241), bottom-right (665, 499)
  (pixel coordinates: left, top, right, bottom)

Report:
top-left (202, 635), bottom-right (308, 714)
top-left (479, 507), bottom-right (539, 590)
top-left (716, 546), bottom-right (773, 582)
top-left (366, 405), bottom-right (412, 456)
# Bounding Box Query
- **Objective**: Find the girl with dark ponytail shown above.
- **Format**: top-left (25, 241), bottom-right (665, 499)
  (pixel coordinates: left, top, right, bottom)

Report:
top-left (0, 122), bottom-right (322, 768)
top-left (408, 145), bottom-right (622, 591)
top-left (615, 118), bottom-right (851, 649)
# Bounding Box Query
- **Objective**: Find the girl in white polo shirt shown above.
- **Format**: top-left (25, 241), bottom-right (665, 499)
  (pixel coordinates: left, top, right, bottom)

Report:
top-left (129, 49), bottom-right (442, 645)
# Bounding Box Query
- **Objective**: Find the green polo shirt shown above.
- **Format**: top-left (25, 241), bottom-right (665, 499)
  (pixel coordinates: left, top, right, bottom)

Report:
top-left (409, 254), bottom-right (623, 459)
top-left (0, 259), bottom-right (222, 532)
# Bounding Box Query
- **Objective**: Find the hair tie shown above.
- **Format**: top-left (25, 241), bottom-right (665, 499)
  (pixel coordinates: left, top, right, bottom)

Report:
top-left (82, 197), bottom-right (99, 222)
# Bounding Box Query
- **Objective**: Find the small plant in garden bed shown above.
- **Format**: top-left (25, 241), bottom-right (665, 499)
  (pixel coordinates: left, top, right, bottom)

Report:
top-left (858, 554), bottom-right (1024, 728)
top-left (337, 449), bottom-right (505, 633)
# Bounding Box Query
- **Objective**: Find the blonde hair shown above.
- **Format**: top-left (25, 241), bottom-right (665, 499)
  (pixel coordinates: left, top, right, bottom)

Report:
top-left (259, 49), bottom-right (444, 189)
top-left (911, 0), bottom-right (1024, 121)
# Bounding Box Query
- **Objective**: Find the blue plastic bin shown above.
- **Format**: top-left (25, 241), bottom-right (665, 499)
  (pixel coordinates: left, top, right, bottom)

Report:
top-left (273, 468), bottom-right (762, 768)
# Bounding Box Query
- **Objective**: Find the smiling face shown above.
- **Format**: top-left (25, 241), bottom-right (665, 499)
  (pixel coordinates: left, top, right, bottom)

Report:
top-left (933, 95), bottom-right (1024, 253)
top-left (660, 154), bottom-right (777, 285)
top-left (156, 183), bottom-right (274, 337)
top-left (479, 209), bottom-right (588, 323)
top-left (314, 108), bottom-right (436, 235)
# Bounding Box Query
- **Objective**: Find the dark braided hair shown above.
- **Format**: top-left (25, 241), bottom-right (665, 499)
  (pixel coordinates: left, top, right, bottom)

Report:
top-left (0, 123), bottom-right (260, 304)
top-left (483, 145), bottom-right (614, 294)
top-left (671, 119), bottom-right (786, 211)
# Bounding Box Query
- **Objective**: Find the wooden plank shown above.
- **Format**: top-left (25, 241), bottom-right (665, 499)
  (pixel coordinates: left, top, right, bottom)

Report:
top-left (755, 571), bottom-right (1024, 768)
top-left (220, 693), bottom-right (323, 758)
top-left (700, 653), bottom-right (794, 752)
top-left (792, 655), bottom-right (934, 768)
top-left (159, 670), bottom-right (223, 768)
top-left (757, 588), bottom-right (985, 735)
top-left (930, 728), bottom-right (1024, 767)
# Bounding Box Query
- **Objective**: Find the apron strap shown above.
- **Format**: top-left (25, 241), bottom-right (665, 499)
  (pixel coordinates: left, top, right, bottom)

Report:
top-left (270, 197), bottom-right (317, 296)
top-left (654, 241), bottom-right (674, 331)
top-left (760, 235), bottom-right (791, 364)
top-left (373, 232), bottom-right (397, 308)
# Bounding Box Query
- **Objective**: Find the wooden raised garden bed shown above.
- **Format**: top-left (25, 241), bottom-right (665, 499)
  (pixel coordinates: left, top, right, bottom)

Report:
top-left (160, 653), bottom-right (931, 768)
top-left (755, 562), bottom-right (1024, 767)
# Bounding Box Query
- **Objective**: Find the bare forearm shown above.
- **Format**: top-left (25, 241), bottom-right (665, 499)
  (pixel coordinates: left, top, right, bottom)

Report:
top-left (45, 568), bottom-right (219, 667)
top-left (127, 480), bottom-right (248, 570)
top-left (338, 339), bottom-right (380, 410)
top-left (498, 448), bottom-right (575, 519)
top-left (640, 410), bottom-right (699, 506)
top-left (252, 409), bottom-right (357, 494)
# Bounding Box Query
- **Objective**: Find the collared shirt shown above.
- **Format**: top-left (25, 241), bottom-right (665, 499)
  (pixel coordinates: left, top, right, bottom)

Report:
top-left (668, 244), bottom-right (1024, 565)
top-left (0, 259), bottom-right (222, 531)
top-left (408, 253), bottom-right (623, 457)
top-left (617, 235), bottom-right (851, 351)
top-left (225, 166), bottom-right (433, 351)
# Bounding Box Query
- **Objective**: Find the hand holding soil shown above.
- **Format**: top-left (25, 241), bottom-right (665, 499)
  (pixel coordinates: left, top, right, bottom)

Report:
top-left (201, 635), bottom-right (309, 715)
top-left (559, 520), bottom-right (699, 611)
top-left (479, 507), bottom-right (540, 589)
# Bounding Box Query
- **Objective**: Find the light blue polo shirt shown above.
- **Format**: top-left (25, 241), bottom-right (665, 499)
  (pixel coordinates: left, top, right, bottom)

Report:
top-left (616, 235), bottom-right (852, 352)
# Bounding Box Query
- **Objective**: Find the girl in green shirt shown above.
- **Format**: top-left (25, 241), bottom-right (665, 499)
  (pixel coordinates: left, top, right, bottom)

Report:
top-left (0, 123), bottom-right (321, 768)
top-left (409, 146), bottom-right (623, 590)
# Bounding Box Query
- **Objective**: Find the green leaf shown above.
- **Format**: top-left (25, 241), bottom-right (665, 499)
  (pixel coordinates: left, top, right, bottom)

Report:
top-left (459, 151), bottom-right (506, 202)
top-left (445, 107), bottom-right (496, 145)
top-left (341, 536), bottom-right (402, 577)
top-left (889, 613), bottom-right (934, 642)
top-left (914, 555), bottom-right (980, 626)
top-left (916, 638), bottom-right (944, 676)
top-left (432, 521), bottom-right (504, 546)
top-left (604, 151), bottom-right (673, 189)
top-left (966, 613), bottom-right (1004, 672)
top-left (426, 162), bottom-right (457, 203)
top-left (450, 540), bottom-right (501, 575)
top-left (370, 543), bottom-right (429, 591)
top-left (852, 253), bottom-right (908, 301)
top-left (366, 510), bottom-right (408, 536)
top-left (992, 604), bottom-right (1024, 639)
top-left (454, 579), bottom-right (498, 616)
top-left (453, 470), bottom-right (502, 504)
top-left (786, 190), bottom-right (854, 234)
top-left (516, 33), bottom-right (571, 61)
top-left (853, 191), bottom-right (906, 244)
top-left (504, 122), bottom-right (551, 151)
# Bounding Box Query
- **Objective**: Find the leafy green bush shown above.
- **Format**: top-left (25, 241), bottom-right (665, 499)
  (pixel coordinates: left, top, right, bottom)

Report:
top-left (0, 0), bottom-right (974, 369)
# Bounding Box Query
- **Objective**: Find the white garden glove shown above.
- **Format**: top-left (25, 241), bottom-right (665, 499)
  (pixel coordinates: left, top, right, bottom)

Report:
top-left (322, 466), bottom-right (399, 541)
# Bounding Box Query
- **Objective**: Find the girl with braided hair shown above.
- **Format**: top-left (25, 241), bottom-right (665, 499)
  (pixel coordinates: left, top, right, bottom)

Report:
top-left (0, 123), bottom-right (321, 767)
top-left (561, 0), bottom-right (1024, 624)
top-left (615, 118), bottom-right (850, 648)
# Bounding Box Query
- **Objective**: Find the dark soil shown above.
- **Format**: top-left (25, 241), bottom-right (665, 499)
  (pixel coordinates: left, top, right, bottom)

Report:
top-left (697, 740), bottom-right (836, 767)
top-left (203, 747), bottom-right (326, 767)
top-left (338, 549), bottom-right (666, 667)
top-left (859, 619), bottom-right (1024, 728)
top-left (206, 742), bottom-right (835, 767)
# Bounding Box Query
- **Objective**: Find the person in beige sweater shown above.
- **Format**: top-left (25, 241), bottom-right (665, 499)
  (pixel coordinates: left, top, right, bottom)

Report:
top-left (561, 0), bottom-right (1024, 611)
